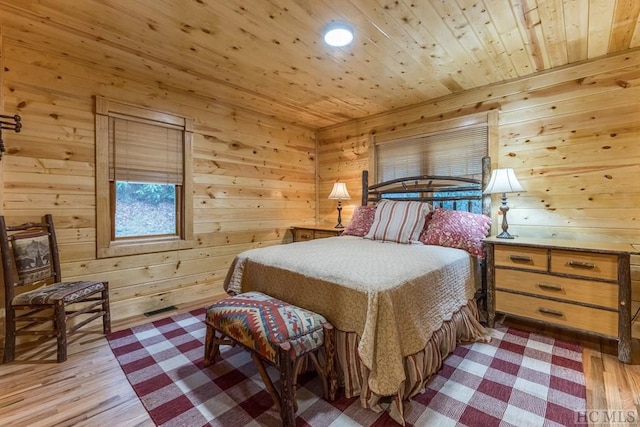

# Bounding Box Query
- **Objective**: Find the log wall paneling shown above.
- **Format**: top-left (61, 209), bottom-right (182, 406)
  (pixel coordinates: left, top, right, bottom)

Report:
top-left (316, 49), bottom-right (640, 340)
top-left (0, 34), bottom-right (316, 346)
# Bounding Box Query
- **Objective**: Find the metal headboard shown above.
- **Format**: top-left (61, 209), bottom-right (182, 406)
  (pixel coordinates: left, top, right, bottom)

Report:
top-left (361, 156), bottom-right (491, 216)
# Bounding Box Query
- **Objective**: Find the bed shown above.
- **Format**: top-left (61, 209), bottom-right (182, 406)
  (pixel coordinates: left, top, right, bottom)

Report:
top-left (223, 158), bottom-right (493, 425)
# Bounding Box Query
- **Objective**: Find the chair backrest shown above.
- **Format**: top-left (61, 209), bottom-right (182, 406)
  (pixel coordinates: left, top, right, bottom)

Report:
top-left (0, 214), bottom-right (62, 303)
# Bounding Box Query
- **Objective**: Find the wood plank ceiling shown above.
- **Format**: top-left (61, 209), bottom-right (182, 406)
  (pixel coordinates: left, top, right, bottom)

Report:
top-left (0, 0), bottom-right (639, 129)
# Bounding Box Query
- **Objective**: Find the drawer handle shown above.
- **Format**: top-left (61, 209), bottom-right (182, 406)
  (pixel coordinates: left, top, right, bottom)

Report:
top-left (538, 307), bottom-right (564, 317)
top-left (300, 233), bottom-right (312, 239)
top-left (568, 261), bottom-right (595, 269)
top-left (509, 254), bottom-right (532, 262)
top-left (537, 282), bottom-right (563, 291)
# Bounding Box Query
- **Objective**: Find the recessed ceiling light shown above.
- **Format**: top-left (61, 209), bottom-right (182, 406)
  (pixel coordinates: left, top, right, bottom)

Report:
top-left (323, 22), bottom-right (354, 47)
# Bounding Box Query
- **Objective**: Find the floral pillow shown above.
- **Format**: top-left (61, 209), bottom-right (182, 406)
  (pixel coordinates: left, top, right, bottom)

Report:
top-left (417, 210), bottom-right (434, 243)
top-left (365, 200), bottom-right (431, 244)
top-left (342, 205), bottom-right (377, 237)
top-left (420, 208), bottom-right (491, 258)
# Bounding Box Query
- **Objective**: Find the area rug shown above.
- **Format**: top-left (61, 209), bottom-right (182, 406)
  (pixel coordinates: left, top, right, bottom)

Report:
top-left (107, 308), bottom-right (586, 427)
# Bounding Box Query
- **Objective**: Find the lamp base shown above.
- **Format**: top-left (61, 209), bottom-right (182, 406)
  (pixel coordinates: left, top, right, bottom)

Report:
top-left (496, 198), bottom-right (516, 239)
top-left (334, 201), bottom-right (344, 229)
top-left (495, 230), bottom-right (515, 239)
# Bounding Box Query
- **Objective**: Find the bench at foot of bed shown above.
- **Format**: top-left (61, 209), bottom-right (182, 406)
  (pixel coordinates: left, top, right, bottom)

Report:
top-left (204, 291), bottom-right (337, 427)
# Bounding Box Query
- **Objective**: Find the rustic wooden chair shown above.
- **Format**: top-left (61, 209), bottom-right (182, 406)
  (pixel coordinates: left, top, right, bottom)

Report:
top-left (0, 214), bottom-right (110, 363)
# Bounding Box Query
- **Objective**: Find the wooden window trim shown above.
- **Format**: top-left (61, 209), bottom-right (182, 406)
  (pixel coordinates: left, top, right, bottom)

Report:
top-left (95, 96), bottom-right (194, 258)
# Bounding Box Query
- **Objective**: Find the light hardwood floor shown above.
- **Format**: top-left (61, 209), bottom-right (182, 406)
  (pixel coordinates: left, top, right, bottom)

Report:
top-left (0, 302), bottom-right (638, 427)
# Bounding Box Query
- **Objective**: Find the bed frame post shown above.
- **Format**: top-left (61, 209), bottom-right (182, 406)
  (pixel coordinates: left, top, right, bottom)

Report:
top-left (361, 170), bottom-right (369, 206)
top-left (480, 155), bottom-right (491, 316)
top-left (481, 156), bottom-right (491, 217)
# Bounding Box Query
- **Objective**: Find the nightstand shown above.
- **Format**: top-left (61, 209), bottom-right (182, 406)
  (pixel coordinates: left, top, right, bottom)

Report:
top-left (485, 236), bottom-right (638, 364)
top-left (291, 225), bottom-right (343, 242)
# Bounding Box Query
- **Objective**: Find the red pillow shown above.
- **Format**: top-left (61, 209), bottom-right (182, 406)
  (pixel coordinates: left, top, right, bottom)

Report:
top-left (420, 208), bottom-right (491, 258)
top-left (417, 210), bottom-right (434, 243)
top-left (342, 205), bottom-right (376, 237)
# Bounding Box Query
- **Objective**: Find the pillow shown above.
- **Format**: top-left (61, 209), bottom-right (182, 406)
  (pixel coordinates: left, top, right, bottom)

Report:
top-left (11, 231), bottom-right (53, 285)
top-left (417, 210), bottom-right (434, 243)
top-left (420, 208), bottom-right (491, 258)
top-left (342, 205), bottom-right (377, 237)
top-left (364, 200), bottom-right (431, 244)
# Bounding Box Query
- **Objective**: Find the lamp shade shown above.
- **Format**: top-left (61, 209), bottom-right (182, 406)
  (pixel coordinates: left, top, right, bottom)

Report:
top-left (483, 168), bottom-right (524, 194)
top-left (328, 182), bottom-right (351, 200)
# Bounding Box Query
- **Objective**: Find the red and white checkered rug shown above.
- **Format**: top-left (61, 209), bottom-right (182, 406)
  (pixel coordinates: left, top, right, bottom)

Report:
top-left (107, 308), bottom-right (586, 427)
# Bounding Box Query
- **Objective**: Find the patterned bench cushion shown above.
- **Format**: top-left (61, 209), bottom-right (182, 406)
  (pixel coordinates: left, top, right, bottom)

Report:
top-left (206, 291), bottom-right (327, 364)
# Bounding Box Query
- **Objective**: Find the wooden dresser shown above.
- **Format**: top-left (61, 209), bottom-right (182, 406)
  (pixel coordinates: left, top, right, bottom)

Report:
top-left (291, 225), bottom-right (343, 242)
top-left (485, 236), bottom-right (638, 363)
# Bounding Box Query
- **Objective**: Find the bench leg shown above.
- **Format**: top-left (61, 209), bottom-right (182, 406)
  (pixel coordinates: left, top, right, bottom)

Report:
top-left (305, 323), bottom-right (337, 401)
top-left (278, 342), bottom-right (297, 427)
top-left (203, 324), bottom-right (217, 366)
top-left (251, 352), bottom-right (283, 415)
top-left (204, 325), bottom-right (230, 367)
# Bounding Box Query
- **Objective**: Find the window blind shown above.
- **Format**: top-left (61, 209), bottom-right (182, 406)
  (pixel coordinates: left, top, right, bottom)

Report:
top-left (108, 117), bottom-right (184, 184)
top-left (375, 126), bottom-right (487, 182)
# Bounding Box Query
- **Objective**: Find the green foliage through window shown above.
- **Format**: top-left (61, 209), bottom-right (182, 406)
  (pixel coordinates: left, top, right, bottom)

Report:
top-left (115, 182), bottom-right (176, 237)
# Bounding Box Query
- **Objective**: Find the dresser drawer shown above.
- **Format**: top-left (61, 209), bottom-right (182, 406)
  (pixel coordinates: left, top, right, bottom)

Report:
top-left (551, 250), bottom-right (618, 280)
top-left (314, 230), bottom-right (341, 239)
top-left (493, 245), bottom-right (548, 271)
top-left (496, 291), bottom-right (618, 337)
top-left (495, 269), bottom-right (618, 309)
top-left (293, 229), bottom-right (314, 241)
top-left (292, 227), bottom-right (341, 242)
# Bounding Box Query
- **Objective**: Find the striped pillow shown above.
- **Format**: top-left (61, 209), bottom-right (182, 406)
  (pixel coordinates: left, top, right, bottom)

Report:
top-left (364, 200), bottom-right (430, 244)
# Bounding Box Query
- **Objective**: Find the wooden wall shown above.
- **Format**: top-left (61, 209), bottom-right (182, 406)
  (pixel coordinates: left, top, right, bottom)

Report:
top-left (316, 49), bottom-right (640, 337)
top-left (0, 32), bottom-right (317, 333)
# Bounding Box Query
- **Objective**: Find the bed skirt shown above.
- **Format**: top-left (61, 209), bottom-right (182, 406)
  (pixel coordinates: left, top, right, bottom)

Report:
top-left (333, 299), bottom-right (488, 425)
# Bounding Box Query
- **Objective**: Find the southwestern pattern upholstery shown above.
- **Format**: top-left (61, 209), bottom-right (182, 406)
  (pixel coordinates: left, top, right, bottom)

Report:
top-left (1, 214), bottom-right (110, 363)
top-left (204, 291), bottom-right (337, 427)
top-left (205, 291), bottom-right (326, 363)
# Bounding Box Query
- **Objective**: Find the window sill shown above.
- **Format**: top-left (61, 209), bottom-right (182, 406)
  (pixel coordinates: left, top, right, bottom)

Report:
top-left (97, 237), bottom-right (195, 258)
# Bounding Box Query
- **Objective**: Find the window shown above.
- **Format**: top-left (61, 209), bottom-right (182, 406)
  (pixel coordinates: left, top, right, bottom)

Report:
top-left (95, 97), bottom-right (193, 257)
top-left (375, 125), bottom-right (488, 182)
top-left (372, 114), bottom-right (492, 214)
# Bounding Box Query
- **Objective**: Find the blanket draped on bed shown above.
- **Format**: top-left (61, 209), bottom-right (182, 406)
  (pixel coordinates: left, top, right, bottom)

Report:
top-left (224, 236), bottom-right (489, 424)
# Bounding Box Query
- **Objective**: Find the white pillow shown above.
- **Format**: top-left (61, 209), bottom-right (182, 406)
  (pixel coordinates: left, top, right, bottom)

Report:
top-left (364, 200), bottom-right (431, 244)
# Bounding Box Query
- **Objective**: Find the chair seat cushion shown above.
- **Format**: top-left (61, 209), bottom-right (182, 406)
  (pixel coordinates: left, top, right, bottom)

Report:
top-left (206, 292), bottom-right (327, 364)
top-left (12, 280), bottom-right (106, 306)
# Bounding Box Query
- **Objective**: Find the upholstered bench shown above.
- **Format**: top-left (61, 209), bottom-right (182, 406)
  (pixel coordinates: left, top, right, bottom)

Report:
top-left (203, 291), bottom-right (337, 427)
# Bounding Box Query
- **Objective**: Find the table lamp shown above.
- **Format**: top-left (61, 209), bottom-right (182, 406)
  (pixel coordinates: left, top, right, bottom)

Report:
top-left (483, 168), bottom-right (524, 239)
top-left (328, 182), bottom-right (350, 228)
